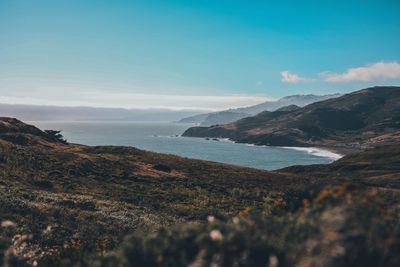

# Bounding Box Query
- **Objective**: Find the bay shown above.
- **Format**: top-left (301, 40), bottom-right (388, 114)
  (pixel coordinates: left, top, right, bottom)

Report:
top-left (31, 121), bottom-right (341, 170)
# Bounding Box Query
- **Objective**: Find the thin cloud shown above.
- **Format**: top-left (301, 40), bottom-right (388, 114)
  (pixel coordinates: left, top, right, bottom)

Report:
top-left (0, 92), bottom-right (274, 112)
top-left (321, 62), bottom-right (400, 82)
top-left (280, 71), bottom-right (309, 83)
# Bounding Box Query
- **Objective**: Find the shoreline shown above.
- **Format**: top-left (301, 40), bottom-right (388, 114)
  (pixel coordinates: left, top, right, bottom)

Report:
top-left (206, 137), bottom-right (349, 161)
top-left (280, 146), bottom-right (343, 160)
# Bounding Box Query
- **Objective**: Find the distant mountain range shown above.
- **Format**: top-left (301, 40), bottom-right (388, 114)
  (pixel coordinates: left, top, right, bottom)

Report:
top-left (178, 93), bottom-right (342, 126)
top-left (0, 103), bottom-right (202, 122)
top-left (0, 94), bottom-right (341, 123)
top-left (183, 86), bottom-right (400, 151)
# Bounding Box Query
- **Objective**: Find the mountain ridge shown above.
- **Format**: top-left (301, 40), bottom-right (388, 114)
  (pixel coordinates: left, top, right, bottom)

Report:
top-left (178, 93), bottom-right (341, 125)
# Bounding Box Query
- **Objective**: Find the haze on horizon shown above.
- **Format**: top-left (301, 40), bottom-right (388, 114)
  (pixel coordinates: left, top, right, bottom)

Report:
top-left (0, 0), bottom-right (399, 111)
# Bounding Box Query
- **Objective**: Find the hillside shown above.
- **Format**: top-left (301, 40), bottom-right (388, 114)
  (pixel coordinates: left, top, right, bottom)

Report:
top-left (183, 86), bottom-right (400, 151)
top-left (1, 117), bottom-right (400, 266)
top-left (0, 117), bottom-right (306, 266)
top-left (178, 93), bottom-right (341, 126)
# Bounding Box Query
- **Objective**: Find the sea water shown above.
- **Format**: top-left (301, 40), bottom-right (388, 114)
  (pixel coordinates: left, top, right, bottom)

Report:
top-left (31, 121), bottom-right (342, 170)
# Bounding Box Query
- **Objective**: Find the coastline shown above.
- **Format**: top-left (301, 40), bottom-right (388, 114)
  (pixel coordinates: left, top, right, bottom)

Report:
top-left (208, 137), bottom-right (348, 161)
top-left (280, 146), bottom-right (343, 160)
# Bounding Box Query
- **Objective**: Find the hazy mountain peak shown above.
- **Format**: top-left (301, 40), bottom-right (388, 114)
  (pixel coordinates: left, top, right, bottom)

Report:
top-left (179, 93), bottom-right (342, 126)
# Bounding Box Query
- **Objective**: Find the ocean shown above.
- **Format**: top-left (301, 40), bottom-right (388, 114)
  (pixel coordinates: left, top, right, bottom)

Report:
top-left (31, 121), bottom-right (342, 170)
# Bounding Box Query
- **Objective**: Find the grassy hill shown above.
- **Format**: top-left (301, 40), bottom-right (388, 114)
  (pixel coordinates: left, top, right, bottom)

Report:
top-left (0, 117), bottom-right (399, 266)
top-left (183, 86), bottom-right (400, 151)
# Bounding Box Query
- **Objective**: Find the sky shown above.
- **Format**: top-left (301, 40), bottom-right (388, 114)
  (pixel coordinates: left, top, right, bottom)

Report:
top-left (0, 0), bottom-right (399, 111)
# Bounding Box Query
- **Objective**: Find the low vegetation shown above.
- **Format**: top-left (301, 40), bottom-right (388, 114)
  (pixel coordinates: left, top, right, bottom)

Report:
top-left (96, 185), bottom-right (400, 267)
top-left (0, 117), bottom-right (400, 266)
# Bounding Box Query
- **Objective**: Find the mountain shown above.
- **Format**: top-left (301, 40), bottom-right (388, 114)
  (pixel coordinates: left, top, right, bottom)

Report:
top-left (176, 113), bottom-right (210, 123)
top-left (1, 117), bottom-right (400, 266)
top-left (231, 93), bottom-right (342, 114)
top-left (275, 104), bottom-right (300, 112)
top-left (183, 86), bottom-right (400, 151)
top-left (178, 93), bottom-right (341, 126)
top-left (0, 103), bottom-right (203, 122)
top-left (199, 111), bottom-right (251, 126)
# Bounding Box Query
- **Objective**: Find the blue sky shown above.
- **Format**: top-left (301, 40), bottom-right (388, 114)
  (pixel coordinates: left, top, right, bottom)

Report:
top-left (0, 0), bottom-right (399, 110)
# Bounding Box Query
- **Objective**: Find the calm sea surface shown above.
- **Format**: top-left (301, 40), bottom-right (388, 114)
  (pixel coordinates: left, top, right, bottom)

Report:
top-left (31, 121), bottom-right (341, 170)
